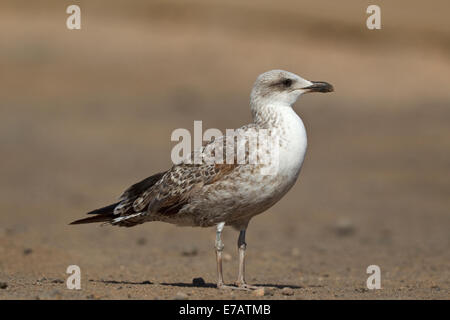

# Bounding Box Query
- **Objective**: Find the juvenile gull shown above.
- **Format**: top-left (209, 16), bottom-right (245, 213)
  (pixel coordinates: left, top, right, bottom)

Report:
top-left (71, 70), bottom-right (333, 289)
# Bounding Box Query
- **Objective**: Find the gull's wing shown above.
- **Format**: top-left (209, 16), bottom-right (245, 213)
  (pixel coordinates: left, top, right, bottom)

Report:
top-left (109, 162), bottom-right (237, 227)
top-left (134, 123), bottom-right (259, 217)
top-left (71, 124), bottom-right (258, 227)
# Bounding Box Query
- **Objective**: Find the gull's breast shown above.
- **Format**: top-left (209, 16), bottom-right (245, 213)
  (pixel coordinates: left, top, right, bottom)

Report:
top-left (274, 107), bottom-right (308, 184)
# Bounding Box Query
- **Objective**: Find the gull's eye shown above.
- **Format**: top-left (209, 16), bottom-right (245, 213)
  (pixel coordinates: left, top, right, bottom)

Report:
top-left (282, 78), bottom-right (293, 87)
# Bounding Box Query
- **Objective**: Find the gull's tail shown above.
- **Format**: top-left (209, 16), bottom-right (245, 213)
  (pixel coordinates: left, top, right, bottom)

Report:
top-left (70, 202), bottom-right (119, 225)
top-left (69, 171), bottom-right (167, 226)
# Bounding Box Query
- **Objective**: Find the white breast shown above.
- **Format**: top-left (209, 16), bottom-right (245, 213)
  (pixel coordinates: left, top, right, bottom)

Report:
top-left (275, 107), bottom-right (308, 182)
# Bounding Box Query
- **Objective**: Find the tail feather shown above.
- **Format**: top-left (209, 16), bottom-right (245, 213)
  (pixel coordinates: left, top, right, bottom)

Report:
top-left (86, 202), bottom-right (119, 215)
top-left (70, 214), bottom-right (114, 225)
top-left (71, 171), bottom-right (167, 226)
top-left (70, 202), bottom-right (119, 225)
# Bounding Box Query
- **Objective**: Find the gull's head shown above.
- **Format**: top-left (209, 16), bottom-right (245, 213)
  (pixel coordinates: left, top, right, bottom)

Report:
top-left (250, 69), bottom-right (334, 107)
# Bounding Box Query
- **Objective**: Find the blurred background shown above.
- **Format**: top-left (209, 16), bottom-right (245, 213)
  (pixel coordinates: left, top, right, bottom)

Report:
top-left (0, 0), bottom-right (449, 299)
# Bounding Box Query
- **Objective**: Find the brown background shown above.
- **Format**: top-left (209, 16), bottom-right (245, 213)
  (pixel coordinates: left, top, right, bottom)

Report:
top-left (0, 0), bottom-right (449, 299)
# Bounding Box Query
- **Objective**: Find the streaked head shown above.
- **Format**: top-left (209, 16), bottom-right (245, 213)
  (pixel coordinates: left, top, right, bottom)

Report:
top-left (250, 69), bottom-right (334, 107)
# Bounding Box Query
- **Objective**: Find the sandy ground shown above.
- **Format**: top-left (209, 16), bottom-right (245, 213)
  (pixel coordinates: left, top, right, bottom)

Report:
top-left (0, 1), bottom-right (449, 299)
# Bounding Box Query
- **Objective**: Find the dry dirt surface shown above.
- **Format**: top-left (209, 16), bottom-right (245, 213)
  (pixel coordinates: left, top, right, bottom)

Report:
top-left (0, 0), bottom-right (449, 300)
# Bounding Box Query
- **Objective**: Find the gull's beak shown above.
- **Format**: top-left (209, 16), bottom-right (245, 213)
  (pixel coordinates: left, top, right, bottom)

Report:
top-left (303, 81), bottom-right (334, 93)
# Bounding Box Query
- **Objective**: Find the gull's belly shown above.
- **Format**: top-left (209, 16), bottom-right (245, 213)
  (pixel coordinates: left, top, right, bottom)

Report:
top-left (184, 169), bottom-right (291, 226)
top-left (189, 130), bottom-right (306, 226)
top-left (190, 156), bottom-right (304, 226)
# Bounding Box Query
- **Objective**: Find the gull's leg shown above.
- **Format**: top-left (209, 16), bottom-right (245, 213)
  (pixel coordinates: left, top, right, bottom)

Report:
top-left (215, 222), bottom-right (248, 290)
top-left (215, 222), bottom-right (226, 288)
top-left (235, 228), bottom-right (259, 290)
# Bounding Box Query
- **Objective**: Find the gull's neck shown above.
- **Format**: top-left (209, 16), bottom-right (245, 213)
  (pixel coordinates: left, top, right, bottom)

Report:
top-left (250, 100), bottom-right (296, 128)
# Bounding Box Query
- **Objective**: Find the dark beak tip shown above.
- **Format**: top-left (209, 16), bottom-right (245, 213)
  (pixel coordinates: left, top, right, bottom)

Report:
top-left (308, 81), bottom-right (334, 93)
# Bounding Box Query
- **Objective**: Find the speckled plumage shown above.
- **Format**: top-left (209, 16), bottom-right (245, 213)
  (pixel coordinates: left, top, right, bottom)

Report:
top-left (71, 70), bottom-right (334, 230)
top-left (95, 112), bottom-right (305, 230)
top-left (71, 69), bottom-right (334, 289)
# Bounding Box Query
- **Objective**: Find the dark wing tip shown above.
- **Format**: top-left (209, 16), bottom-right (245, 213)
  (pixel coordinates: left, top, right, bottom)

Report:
top-left (86, 202), bottom-right (119, 215)
top-left (70, 214), bottom-right (113, 225)
top-left (71, 202), bottom-right (119, 225)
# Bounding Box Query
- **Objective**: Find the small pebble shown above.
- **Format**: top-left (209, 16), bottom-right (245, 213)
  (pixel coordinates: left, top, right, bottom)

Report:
top-left (334, 218), bottom-right (355, 236)
top-left (23, 248), bottom-right (33, 255)
top-left (253, 287), bottom-right (274, 296)
top-left (281, 287), bottom-right (294, 296)
top-left (253, 288), bottom-right (265, 297)
top-left (174, 291), bottom-right (189, 300)
top-left (264, 287), bottom-right (275, 296)
top-left (192, 277), bottom-right (206, 286)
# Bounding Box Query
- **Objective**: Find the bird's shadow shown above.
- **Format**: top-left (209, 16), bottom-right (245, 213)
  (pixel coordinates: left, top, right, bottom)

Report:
top-left (160, 282), bottom-right (217, 288)
top-left (90, 279), bottom-right (153, 286)
top-left (161, 283), bottom-right (303, 289)
top-left (91, 279), bottom-right (302, 289)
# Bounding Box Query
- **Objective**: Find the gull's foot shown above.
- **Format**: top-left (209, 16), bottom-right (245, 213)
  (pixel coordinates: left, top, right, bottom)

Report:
top-left (217, 282), bottom-right (252, 291)
top-left (234, 281), bottom-right (260, 290)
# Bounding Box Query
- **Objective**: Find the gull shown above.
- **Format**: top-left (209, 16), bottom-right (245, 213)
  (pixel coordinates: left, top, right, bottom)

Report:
top-left (71, 70), bottom-right (333, 290)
